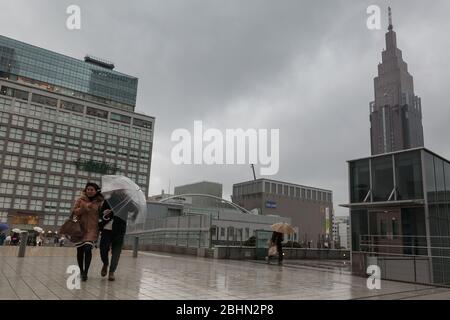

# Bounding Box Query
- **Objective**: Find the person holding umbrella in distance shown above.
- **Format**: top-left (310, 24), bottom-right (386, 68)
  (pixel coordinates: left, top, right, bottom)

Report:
top-left (268, 222), bottom-right (295, 265)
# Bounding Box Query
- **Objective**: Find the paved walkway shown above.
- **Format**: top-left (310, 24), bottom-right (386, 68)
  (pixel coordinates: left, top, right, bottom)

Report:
top-left (1, 247), bottom-right (449, 300)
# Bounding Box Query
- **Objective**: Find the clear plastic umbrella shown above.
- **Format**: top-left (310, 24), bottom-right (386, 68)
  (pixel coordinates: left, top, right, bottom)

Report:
top-left (101, 175), bottom-right (147, 223)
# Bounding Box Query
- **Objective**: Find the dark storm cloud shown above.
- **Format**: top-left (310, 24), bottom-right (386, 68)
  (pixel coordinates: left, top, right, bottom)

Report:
top-left (2, 0), bottom-right (449, 216)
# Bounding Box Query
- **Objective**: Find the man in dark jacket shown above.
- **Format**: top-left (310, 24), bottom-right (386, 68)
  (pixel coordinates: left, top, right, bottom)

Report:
top-left (99, 191), bottom-right (138, 281)
top-left (271, 231), bottom-right (284, 265)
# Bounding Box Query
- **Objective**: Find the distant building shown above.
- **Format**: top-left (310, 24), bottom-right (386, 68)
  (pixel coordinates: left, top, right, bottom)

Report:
top-left (232, 179), bottom-right (333, 247)
top-left (174, 181), bottom-right (223, 208)
top-left (370, 7), bottom-right (424, 155)
top-left (127, 194), bottom-right (293, 248)
top-left (335, 216), bottom-right (350, 249)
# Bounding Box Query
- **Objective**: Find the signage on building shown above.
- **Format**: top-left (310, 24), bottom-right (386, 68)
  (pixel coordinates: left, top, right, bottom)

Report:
top-left (265, 201), bottom-right (277, 209)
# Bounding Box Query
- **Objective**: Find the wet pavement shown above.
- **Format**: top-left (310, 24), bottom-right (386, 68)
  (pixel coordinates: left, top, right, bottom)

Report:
top-left (1, 246), bottom-right (449, 300)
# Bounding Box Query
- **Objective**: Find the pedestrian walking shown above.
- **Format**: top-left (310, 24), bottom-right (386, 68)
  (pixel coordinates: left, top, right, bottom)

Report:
top-left (72, 182), bottom-right (104, 281)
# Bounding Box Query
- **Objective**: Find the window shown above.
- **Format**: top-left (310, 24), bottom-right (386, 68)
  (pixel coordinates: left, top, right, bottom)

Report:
top-left (31, 94), bottom-right (57, 107)
top-left (81, 141), bottom-right (93, 152)
top-left (48, 175), bottom-right (61, 186)
top-left (130, 140), bottom-right (139, 149)
top-left (50, 162), bottom-right (63, 173)
top-left (37, 146), bottom-right (51, 158)
top-left (16, 185), bottom-right (30, 196)
top-left (130, 150), bottom-right (139, 160)
top-left (2, 169), bottom-right (16, 180)
top-left (1, 86), bottom-right (29, 101)
top-left (296, 187), bottom-right (300, 197)
top-left (83, 130), bottom-right (94, 140)
top-left (0, 126), bottom-right (6, 137)
top-left (141, 142), bottom-right (150, 151)
top-left (29, 200), bottom-right (43, 211)
top-left (13, 198), bottom-right (28, 210)
top-left (64, 164), bottom-right (76, 175)
top-left (0, 211), bottom-right (8, 223)
top-left (119, 137), bottom-right (129, 147)
top-left (12, 101), bottom-right (28, 114)
top-left (290, 186), bottom-right (294, 197)
top-left (66, 151), bottom-right (78, 161)
top-left (372, 156), bottom-right (394, 202)
top-left (27, 118), bottom-right (40, 130)
top-left (128, 162), bottom-right (138, 171)
top-left (24, 131), bottom-right (38, 143)
top-left (108, 135), bottom-right (118, 145)
top-left (395, 151), bottom-right (423, 200)
top-left (43, 215), bottom-right (55, 225)
top-left (41, 121), bottom-right (54, 133)
top-left (44, 202), bottom-right (58, 213)
top-left (307, 189), bottom-right (311, 199)
top-left (0, 197), bottom-right (12, 209)
top-left (17, 171), bottom-right (32, 183)
top-left (39, 133), bottom-right (53, 145)
top-left (31, 186), bottom-right (45, 198)
top-left (111, 112), bottom-right (131, 124)
top-left (7, 141), bottom-right (21, 153)
top-left (44, 106), bottom-right (57, 120)
top-left (52, 149), bottom-right (65, 160)
top-left (312, 190), bottom-right (317, 201)
top-left (29, 104), bottom-right (43, 117)
top-left (106, 146), bottom-right (116, 156)
top-left (9, 128), bottom-right (23, 140)
top-left (118, 148), bottom-right (128, 158)
top-left (61, 189), bottom-right (74, 201)
top-left (69, 127), bottom-right (81, 137)
top-left (133, 118), bottom-right (152, 129)
top-left (86, 107), bottom-right (108, 119)
top-left (33, 173), bottom-right (47, 184)
top-left (4, 155), bottom-right (19, 167)
top-left (20, 158), bottom-right (34, 169)
top-left (220, 228), bottom-right (225, 237)
top-left (56, 124), bottom-right (68, 135)
top-left (47, 188), bottom-right (60, 199)
top-left (96, 132), bottom-right (106, 143)
top-left (139, 164), bottom-right (149, 172)
top-left (54, 136), bottom-right (66, 148)
top-left (0, 183), bottom-right (14, 195)
top-left (22, 144), bottom-right (36, 156)
top-left (61, 100), bottom-right (84, 113)
top-left (0, 112), bottom-right (10, 124)
top-left (138, 175), bottom-right (147, 185)
top-left (11, 115), bottom-right (25, 126)
top-left (63, 177), bottom-right (75, 188)
top-left (85, 116), bottom-right (96, 128)
top-left (68, 138), bottom-right (80, 149)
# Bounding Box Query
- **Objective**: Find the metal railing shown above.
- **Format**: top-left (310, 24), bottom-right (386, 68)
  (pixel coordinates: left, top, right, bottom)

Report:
top-left (357, 234), bottom-right (450, 286)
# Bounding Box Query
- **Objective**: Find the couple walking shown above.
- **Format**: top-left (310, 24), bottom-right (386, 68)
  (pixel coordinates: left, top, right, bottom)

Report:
top-left (72, 182), bottom-right (136, 282)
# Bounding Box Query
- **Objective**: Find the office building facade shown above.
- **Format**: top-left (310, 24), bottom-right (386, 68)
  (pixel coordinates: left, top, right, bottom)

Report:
top-left (0, 35), bottom-right (154, 234)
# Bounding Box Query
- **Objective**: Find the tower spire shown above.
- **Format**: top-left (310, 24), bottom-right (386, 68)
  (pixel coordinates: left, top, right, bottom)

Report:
top-left (388, 6), bottom-right (393, 31)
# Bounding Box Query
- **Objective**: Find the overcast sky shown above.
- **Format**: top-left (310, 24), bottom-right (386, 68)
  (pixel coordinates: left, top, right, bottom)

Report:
top-left (1, 0), bottom-right (450, 216)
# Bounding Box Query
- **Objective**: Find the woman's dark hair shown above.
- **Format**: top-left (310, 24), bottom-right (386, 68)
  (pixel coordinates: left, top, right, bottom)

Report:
top-left (84, 182), bottom-right (101, 193)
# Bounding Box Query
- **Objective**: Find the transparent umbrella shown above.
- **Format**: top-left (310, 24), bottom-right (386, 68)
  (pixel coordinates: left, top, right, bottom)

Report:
top-left (101, 175), bottom-right (147, 223)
